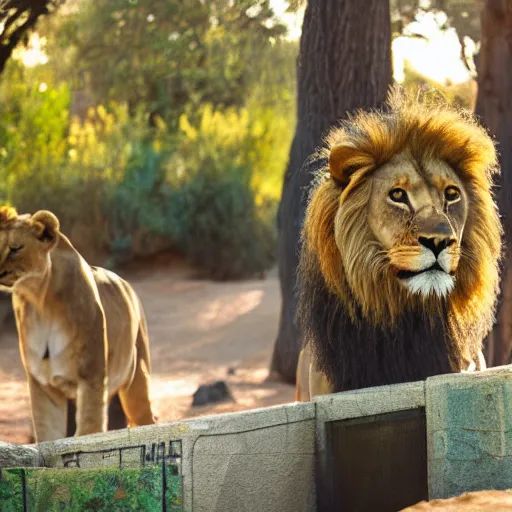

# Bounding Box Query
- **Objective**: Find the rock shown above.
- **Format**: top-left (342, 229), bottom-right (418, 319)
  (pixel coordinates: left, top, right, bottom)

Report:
top-left (0, 441), bottom-right (41, 468)
top-left (192, 380), bottom-right (233, 407)
top-left (401, 490), bottom-right (512, 511)
top-left (227, 367), bottom-right (236, 376)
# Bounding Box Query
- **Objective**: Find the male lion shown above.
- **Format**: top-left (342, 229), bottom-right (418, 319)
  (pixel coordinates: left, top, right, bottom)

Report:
top-left (296, 88), bottom-right (502, 400)
top-left (0, 208), bottom-right (156, 442)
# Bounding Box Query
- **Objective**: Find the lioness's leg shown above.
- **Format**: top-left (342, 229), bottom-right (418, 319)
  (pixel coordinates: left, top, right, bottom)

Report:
top-left (67, 394), bottom-right (127, 437)
top-left (75, 377), bottom-right (108, 436)
top-left (118, 326), bottom-right (155, 426)
top-left (75, 312), bottom-right (108, 437)
top-left (28, 375), bottom-right (67, 443)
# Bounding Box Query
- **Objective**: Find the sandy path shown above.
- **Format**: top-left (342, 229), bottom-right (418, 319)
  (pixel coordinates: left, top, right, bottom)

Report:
top-left (0, 258), bottom-right (295, 443)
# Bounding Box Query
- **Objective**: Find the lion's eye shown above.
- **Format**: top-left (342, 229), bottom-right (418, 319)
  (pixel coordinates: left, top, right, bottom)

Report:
top-left (9, 245), bottom-right (23, 254)
top-left (445, 186), bottom-right (460, 203)
top-left (388, 188), bottom-right (408, 203)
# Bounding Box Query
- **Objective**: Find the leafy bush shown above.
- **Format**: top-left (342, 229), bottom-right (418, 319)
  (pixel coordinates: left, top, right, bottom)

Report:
top-left (0, 61), bottom-right (70, 205)
top-left (167, 104), bottom-right (285, 280)
top-left (168, 163), bottom-right (276, 280)
top-left (0, 60), bottom-right (291, 278)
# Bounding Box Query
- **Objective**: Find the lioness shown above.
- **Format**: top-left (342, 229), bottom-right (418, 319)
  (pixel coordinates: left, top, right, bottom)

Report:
top-left (0, 207), bottom-right (156, 442)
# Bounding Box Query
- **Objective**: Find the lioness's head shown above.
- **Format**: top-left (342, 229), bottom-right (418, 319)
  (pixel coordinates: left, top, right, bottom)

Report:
top-left (302, 87), bottom-right (501, 325)
top-left (0, 207), bottom-right (60, 290)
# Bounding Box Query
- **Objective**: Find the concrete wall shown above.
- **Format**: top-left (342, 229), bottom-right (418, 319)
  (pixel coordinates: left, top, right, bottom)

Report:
top-left (38, 402), bottom-right (317, 512)
top-left (2, 366), bottom-right (512, 510)
top-left (313, 366), bottom-right (512, 502)
top-left (427, 366), bottom-right (512, 499)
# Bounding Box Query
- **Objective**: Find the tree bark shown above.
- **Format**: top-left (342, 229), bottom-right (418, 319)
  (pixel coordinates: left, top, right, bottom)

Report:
top-left (270, 0), bottom-right (393, 383)
top-left (475, 0), bottom-right (512, 367)
top-left (0, 1), bottom-right (55, 75)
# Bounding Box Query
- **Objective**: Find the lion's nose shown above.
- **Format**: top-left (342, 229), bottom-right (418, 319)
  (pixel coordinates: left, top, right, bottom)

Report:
top-left (418, 236), bottom-right (455, 258)
top-left (415, 207), bottom-right (456, 257)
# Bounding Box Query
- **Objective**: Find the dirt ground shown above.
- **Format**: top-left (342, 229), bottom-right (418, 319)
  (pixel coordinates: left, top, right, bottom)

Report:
top-left (0, 256), bottom-right (295, 444)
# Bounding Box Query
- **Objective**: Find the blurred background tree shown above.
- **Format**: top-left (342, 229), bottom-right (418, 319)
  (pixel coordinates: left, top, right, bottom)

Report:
top-left (270, 0), bottom-right (393, 383)
top-left (42, 0), bottom-right (287, 126)
top-left (474, 0), bottom-right (512, 368)
top-left (0, 0), bottom-right (297, 280)
top-left (0, 0), bottom-right (62, 73)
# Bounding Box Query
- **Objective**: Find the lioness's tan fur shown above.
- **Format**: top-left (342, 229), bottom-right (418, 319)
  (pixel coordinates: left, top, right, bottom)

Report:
top-left (0, 208), bottom-right (155, 442)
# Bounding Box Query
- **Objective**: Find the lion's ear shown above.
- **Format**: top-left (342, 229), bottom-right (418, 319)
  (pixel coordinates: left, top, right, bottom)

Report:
top-left (31, 210), bottom-right (60, 247)
top-left (329, 145), bottom-right (375, 186)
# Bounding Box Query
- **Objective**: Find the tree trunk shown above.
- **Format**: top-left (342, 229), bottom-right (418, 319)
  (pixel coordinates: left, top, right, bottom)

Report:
top-left (0, 2), bottom-right (53, 75)
top-left (475, 0), bottom-right (512, 367)
top-left (270, 0), bottom-right (393, 383)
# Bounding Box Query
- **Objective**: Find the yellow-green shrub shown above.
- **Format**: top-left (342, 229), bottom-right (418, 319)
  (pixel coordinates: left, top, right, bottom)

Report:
top-left (167, 102), bottom-right (293, 279)
top-left (0, 62), bottom-right (293, 278)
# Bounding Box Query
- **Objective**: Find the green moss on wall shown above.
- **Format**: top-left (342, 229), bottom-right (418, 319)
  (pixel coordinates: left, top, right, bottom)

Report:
top-left (0, 467), bottom-right (25, 511)
top-left (0, 465), bottom-right (182, 511)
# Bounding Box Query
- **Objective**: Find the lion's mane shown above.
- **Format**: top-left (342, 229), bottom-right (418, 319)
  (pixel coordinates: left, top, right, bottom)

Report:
top-left (298, 88), bottom-right (502, 392)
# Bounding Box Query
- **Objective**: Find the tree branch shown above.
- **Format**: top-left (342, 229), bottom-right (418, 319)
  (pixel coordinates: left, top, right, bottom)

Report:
top-left (0, 0), bottom-right (60, 75)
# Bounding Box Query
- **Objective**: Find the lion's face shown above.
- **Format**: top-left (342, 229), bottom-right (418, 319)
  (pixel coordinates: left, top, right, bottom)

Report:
top-left (363, 151), bottom-right (468, 297)
top-left (0, 210), bottom-right (60, 290)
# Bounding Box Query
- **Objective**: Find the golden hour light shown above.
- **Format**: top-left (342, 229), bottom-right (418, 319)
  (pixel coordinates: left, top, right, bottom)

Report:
top-left (393, 14), bottom-right (475, 84)
top-left (12, 33), bottom-right (49, 68)
top-left (0, 3), bottom-right (509, 510)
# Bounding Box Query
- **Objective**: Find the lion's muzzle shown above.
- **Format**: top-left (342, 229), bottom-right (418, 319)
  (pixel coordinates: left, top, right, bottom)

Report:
top-left (390, 208), bottom-right (460, 297)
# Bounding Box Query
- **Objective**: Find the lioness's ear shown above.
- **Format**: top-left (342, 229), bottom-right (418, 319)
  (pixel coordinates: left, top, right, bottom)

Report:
top-left (31, 210), bottom-right (60, 246)
top-left (0, 206), bottom-right (18, 227)
top-left (329, 145), bottom-right (375, 186)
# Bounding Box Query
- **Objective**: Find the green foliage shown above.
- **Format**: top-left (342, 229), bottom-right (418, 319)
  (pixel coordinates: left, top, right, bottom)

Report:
top-left (0, 0), bottom-right (297, 278)
top-left (1, 465), bottom-right (182, 512)
top-left (0, 468), bottom-right (24, 511)
top-left (0, 60), bottom-right (70, 204)
top-left (168, 167), bottom-right (276, 280)
top-left (0, 55), bottom-right (294, 277)
top-left (100, 100), bottom-right (289, 279)
top-left (167, 103), bottom-right (289, 280)
top-left (42, 0), bottom-right (287, 126)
